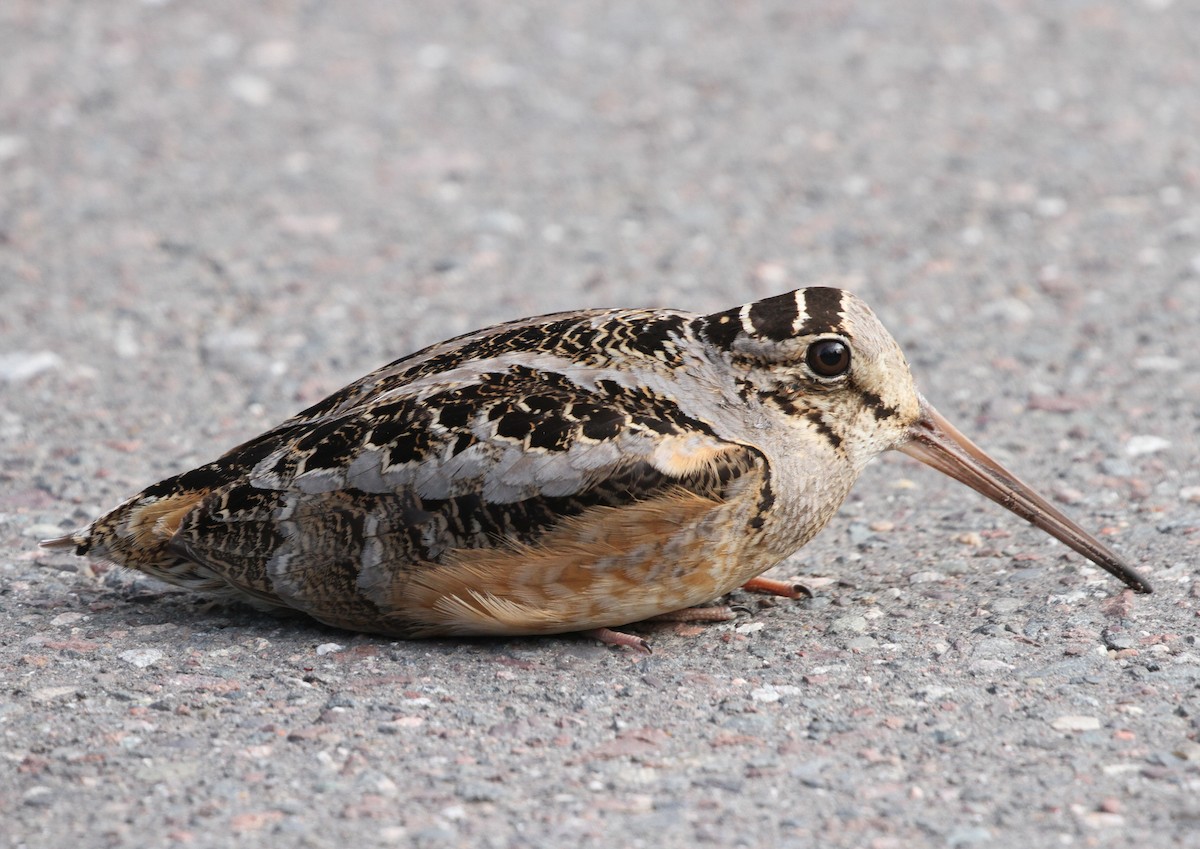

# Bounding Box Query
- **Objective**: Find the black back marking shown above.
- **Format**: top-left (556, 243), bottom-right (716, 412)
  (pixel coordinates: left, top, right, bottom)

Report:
top-left (138, 463), bottom-right (232, 500)
top-left (495, 408), bottom-right (538, 441)
top-left (574, 402), bottom-right (625, 441)
top-left (626, 314), bottom-right (687, 359)
top-left (367, 400), bottom-right (434, 455)
top-left (526, 415), bottom-right (573, 451)
top-left (295, 419), bottom-right (369, 472)
top-left (436, 401), bottom-right (473, 429)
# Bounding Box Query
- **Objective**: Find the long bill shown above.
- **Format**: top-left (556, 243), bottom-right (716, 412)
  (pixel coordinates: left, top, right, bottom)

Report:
top-left (897, 395), bottom-right (1152, 594)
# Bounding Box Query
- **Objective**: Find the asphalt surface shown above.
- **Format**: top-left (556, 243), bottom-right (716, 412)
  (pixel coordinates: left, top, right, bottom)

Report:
top-left (3, 2), bottom-right (1200, 847)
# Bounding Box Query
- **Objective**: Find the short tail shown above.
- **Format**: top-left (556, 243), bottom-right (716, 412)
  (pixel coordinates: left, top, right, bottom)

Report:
top-left (39, 487), bottom-right (211, 577)
top-left (40, 530), bottom-right (92, 552)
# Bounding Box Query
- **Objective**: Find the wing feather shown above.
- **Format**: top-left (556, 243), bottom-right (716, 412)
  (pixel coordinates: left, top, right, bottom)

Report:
top-left (167, 359), bottom-right (762, 627)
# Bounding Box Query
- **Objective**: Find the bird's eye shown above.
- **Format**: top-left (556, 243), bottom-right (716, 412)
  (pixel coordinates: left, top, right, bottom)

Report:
top-left (806, 338), bottom-right (851, 378)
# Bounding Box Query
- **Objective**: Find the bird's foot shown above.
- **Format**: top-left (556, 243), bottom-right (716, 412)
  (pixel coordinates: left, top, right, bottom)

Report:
top-left (647, 606), bottom-right (741, 623)
top-left (581, 627), bottom-right (652, 653)
top-left (740, 576), bottom-right (813, 599)
top-left (581, 605), bottom-right (743, 652)
top-left (582, 585), bottom-right (808, 652)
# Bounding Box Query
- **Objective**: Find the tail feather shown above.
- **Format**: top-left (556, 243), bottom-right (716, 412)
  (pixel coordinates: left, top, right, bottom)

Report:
top-left (41, 488), bottom-right (218, 587)
top-left (40, 532), bottom-right (90, 551)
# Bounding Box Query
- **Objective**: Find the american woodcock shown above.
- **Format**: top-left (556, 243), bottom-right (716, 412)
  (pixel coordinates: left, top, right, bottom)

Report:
top-left (43, 288), bottom-right (1151, 649)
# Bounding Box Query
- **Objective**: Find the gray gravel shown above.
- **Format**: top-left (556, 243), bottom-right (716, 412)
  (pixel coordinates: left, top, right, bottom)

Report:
top-left (4, 2), bottom-right (1200, 847)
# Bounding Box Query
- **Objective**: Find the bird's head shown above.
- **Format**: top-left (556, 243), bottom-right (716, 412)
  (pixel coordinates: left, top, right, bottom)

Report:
top-left (693, 287), bottom-right (921, 471)
top-left (693, 287), bottom-right (1151, 595)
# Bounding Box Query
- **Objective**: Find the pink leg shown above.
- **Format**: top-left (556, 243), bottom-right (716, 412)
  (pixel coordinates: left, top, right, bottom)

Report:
top-left (741, 576), bottom-right (812, 599)
top-left (646, 606), bottom-right (739, 623)
top-left (582, 580), bottom-right (809, 651)
top-left (582, 627), bottom-right (652, 653)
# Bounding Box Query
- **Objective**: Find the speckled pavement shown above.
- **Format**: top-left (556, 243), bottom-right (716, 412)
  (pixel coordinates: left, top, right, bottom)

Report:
top-left (3, 3), bottom-right (1199, 847)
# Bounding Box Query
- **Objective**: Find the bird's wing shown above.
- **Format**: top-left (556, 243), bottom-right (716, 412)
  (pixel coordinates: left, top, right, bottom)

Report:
top-left (166, 332), bottom-right (765, 633)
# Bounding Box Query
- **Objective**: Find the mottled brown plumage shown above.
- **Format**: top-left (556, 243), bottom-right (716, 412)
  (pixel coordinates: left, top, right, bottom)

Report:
top-left (42, 288), bottom-right (1151, 647)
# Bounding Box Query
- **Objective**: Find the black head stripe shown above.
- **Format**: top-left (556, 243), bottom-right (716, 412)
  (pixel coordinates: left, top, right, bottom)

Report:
top-left (798, 287), bottom-right (845, 336)
top-left (747, 292), bottom-right (801, 342)
top-left (699, 288), bottom-right (847, 352)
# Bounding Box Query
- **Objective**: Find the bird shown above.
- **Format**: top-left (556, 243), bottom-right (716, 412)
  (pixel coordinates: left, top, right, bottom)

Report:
top-left (41, 288), bottom-right (1152, 650)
